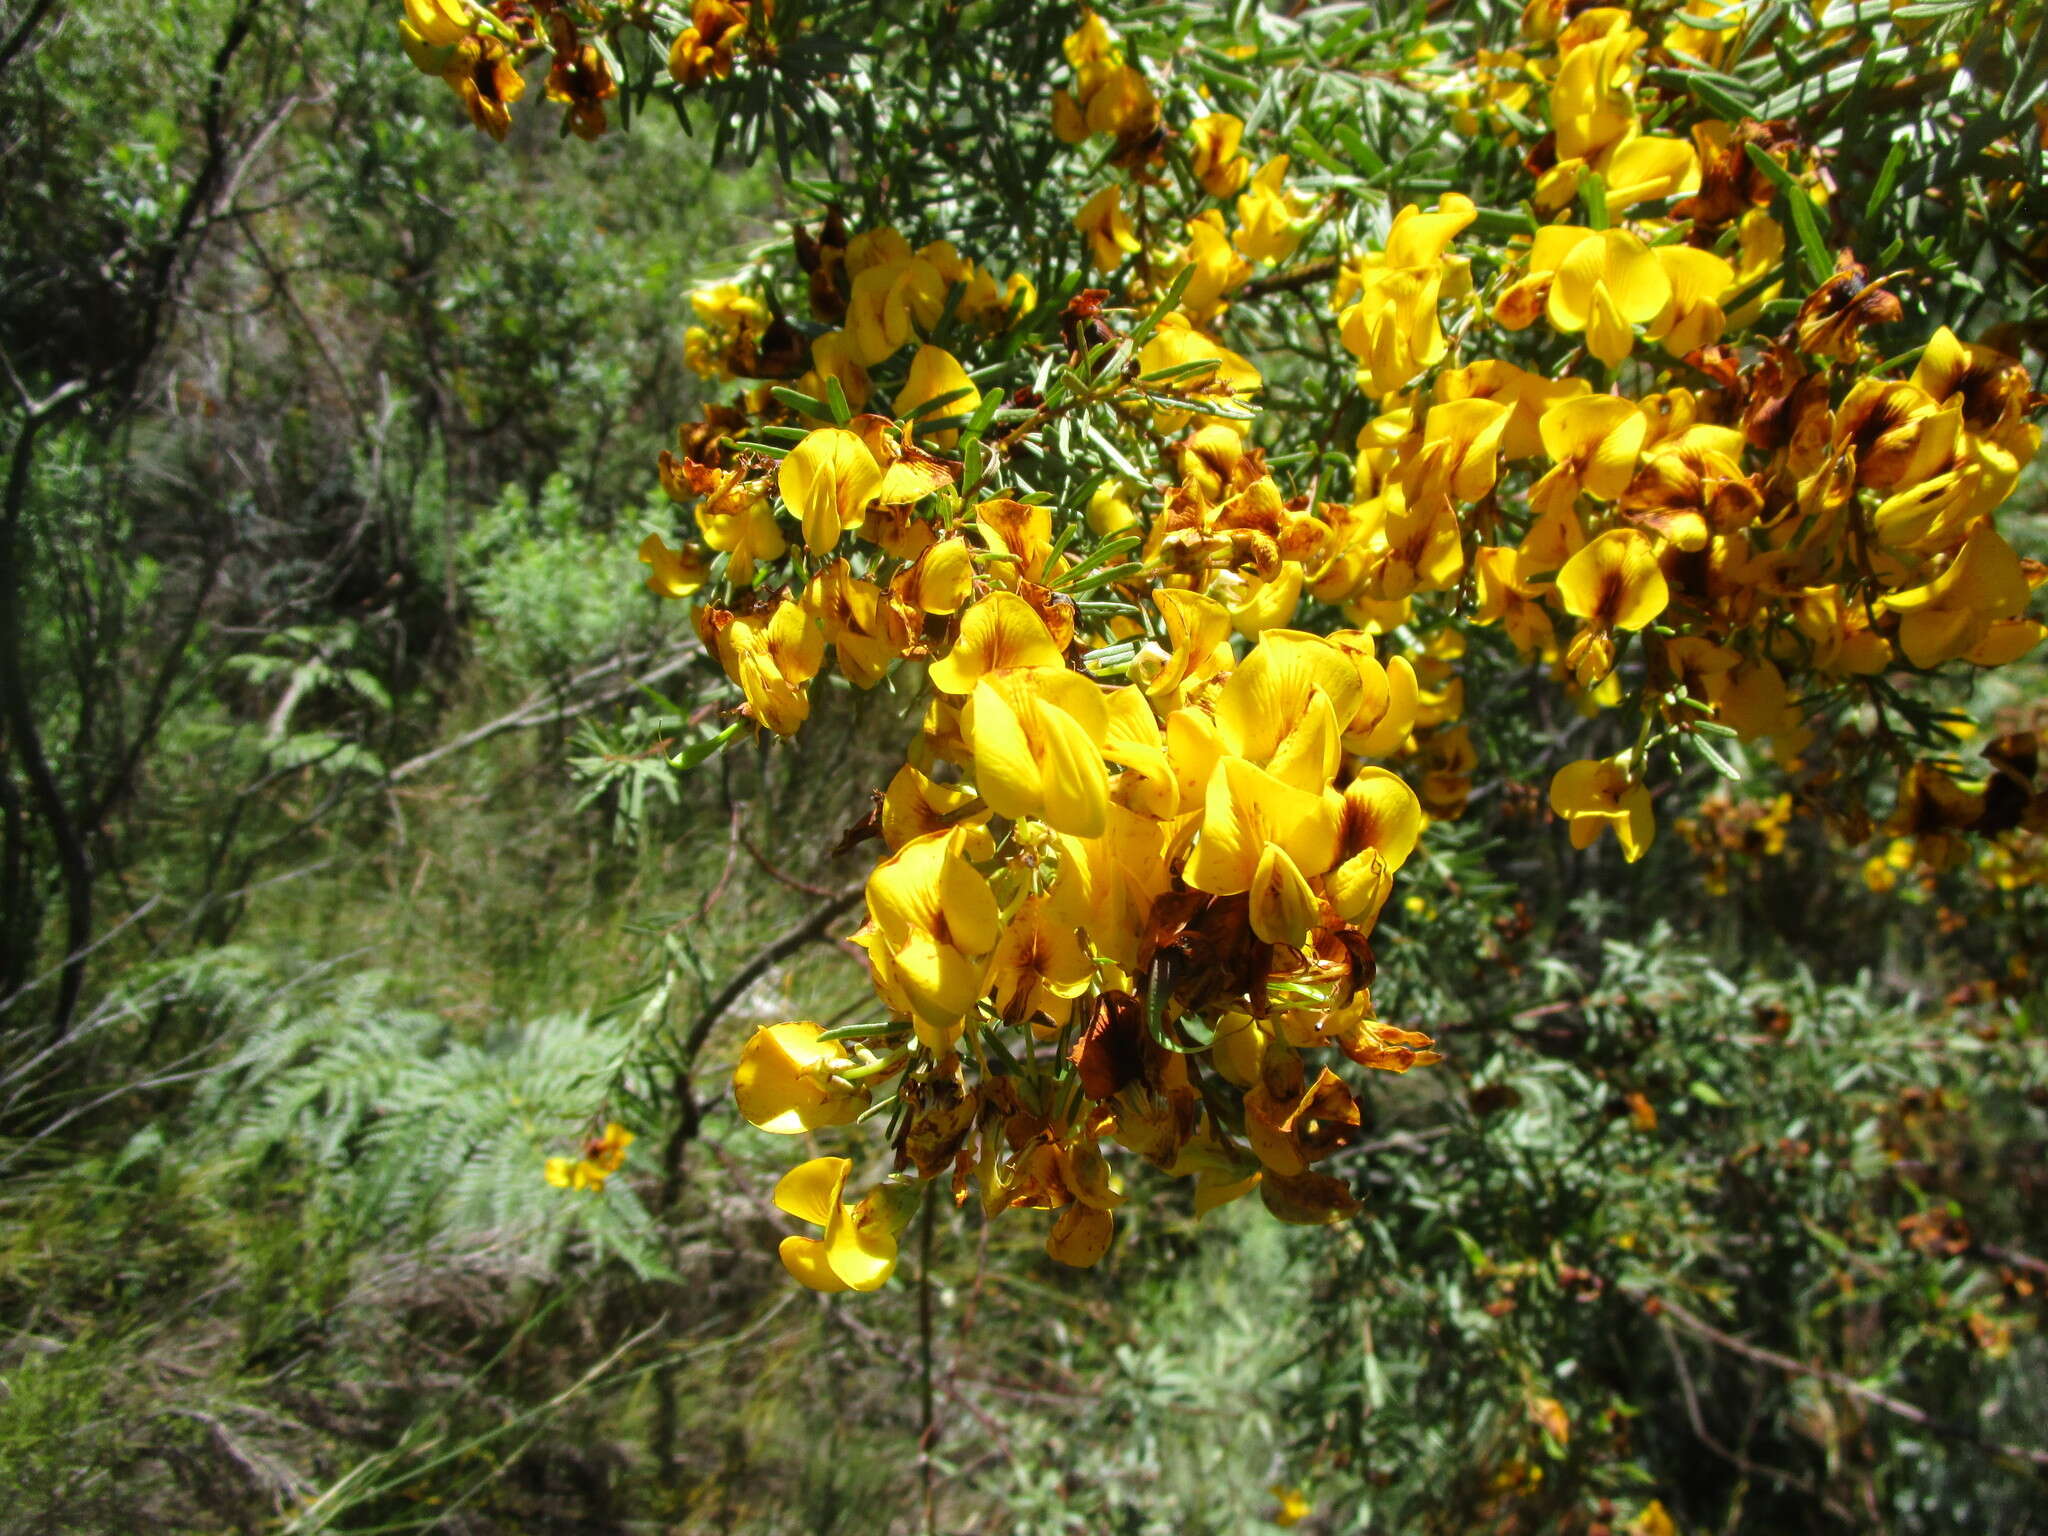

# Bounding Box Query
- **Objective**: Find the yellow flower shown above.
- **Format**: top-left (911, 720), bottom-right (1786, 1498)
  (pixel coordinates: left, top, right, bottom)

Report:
top-left (1544, 228), bottom-right (1673, 367)
top-left (544, 1122), bottom-right (634, 1192)
top-left (801, 330), bottom-right (872, 413)
top-left (1270, 1486), bottom-right (1312, 1528)
top-left (637, 534), bottom-right (710, 599)
top-left (965, 667), bottom-right (1111, 836)
top-left (804, 559), bottom-right (906, 687)
top-left (865, 825), bottom-right (1001, 1044)
top-left (708, 599), bottom-right (825, 736)
top-left (1879, 521), bottom-right (2032, 669)
top-left (1646, 244), bottom-right (1733, 356)
top-left (845, 252), bottom-right (947, 365)
top-left (1550, 17), bottom-right (1641, 163)
top-left (1437, 359), bottom-right (1592, 461)
top-left (1087, 478), bottom-right (1139, 536)
top-left (1327, 766), bottom-right (1423, 925)
top-left (734, 1023), bottom-right (870, 1132)
top-left (1549, 755), bottom-right (1654, 861)
top-left (694, 483), bottom-right (788, 586)
top-left (1180, 210), bottom-right (1252, 317)
top-left (445, 36), bottom-right (526, 142)
top-left (399, 0), bottom-right (472, 71)
top-left (1600, 133), bottom-right (1700, 212)
top-left (1334, 194), bottom-right (1475, 398)
top-left (1137, 314), bottom-right (1262, 432)
top-left (773, 1157), bottom-right (903, 1292)
top-left (1556, 528), bottom-right (1669, 685)
top-left (1143, 587), bottom-right (1234, 703)
top-left (668, 0), bottom-right (748, 87)
top-left (930, 590), bottom-right (1066, 692)
top-left (1186, 112), bottom-right (1251, 198)
top-left (1185, 756), bottom-right (1342, 946)
top-left (892, 345), bottom-right (982, 447)
top-left (1532, 395), bottom-right (1648, 517)
top-left (778, 426), bottom-right (884, 555)
top-left (891, 536), bottom-right (976, 617)
top-left (1075, 185), bottom-right (1142, 273)
top-left (989, 892), bottom-right (1095, 1026)
top-left (1233, 157), bottom-right (1310, 265)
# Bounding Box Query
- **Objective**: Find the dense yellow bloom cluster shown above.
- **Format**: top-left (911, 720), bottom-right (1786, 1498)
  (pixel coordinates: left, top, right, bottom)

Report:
top-left (449, 3), bottom-right (2045, 1280)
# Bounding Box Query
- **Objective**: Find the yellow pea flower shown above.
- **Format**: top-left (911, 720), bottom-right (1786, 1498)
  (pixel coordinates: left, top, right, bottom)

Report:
top-left (1549, 755), bottom-right (1654, 860)
top-left (778, 426), bottom-right (884, 555)
top-left (711, 599), bottom-right (825, 737)
top-left (803, 559), bottom-right (906, 688)
top-left (1645, 244), bottom-right (1733, 356)
top-left (1137, 313), bottom-right (1261, 432)
top-left (637, 534), bottom-right (710, 598)
top-left (1533, 395), bottom-right (1649, 517)
top-left (1270, 1486), bottom-right (1313, 1528)
top-left (930, 590), bottom-right (1067, 693)
top-left (668, 0), bottom-right (746, 87)
top-left (773, 1157), bottom-right (903, 1293)
top-left (445, 36), bottom-right (525, 142)
top-left (879, 761), bottom-right (987, 851)
top-left (989, 893), bottom-right (1095, 1026)
top-left (1075, 185), bottom-right (1142, 273)
top-left (865, 825), bottom-right (1001, 1043)
top-left (892, 345), bottom-right (982, 447)
top-left (1879, 521), bottom-right (2032, 668)
top-left (1143, 587), bottom-right (1234, 702)
top-left (1550, 20), bottom-right (1641, 163)
top-left (1328, 766), bottom-right (1424, 924)
top-left (845, 254), bottom-right (947, 365)
top-left (1082, 63), bottom-right (1157, 140)
top-left (1180, 211), bottom-right (1252, 317)
top-left (544, 1122), bottom-right (634, 1193)
top-left (1545, 228), bottom-right (1673, 367)
top-left (1233, 157), bottom-right (1310, 265)
top-left (1086, 478), bottom-right (1140, 536)
top-left (1406, 395), bottom-right (1512, 506)
top-left (1600, 133), bottom-right (1701, 211)
top-left (1437, 359), bottom-right (1592, 461)
top-left (399, 0), bottom-right (473, 72)
top-left (693, 487), bottom-right (787, 586)
top-left (1185, 755), bottom-right (1342, 946)
top-left (1555, 527), bottom-right (1669, 685)
top-left (963, 667), bottom-right (1112, 836)
top-left (1186, 112), bottom-right (1251, 198)
top-left (1214, 629), bottom-right (1364, 786)
top-left (890, 536), bottom-right (976, 616)
top-left (1557, 527), bottom-right (1669, 631)
top-left (1332, 197), bottom-right (1473, 399)
top-left (734, 1023), bottom-right (870, 1133)
top-left (801, 330), bottom-right (872, 414)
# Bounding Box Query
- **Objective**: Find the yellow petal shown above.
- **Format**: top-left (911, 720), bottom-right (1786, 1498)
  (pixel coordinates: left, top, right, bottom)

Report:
top-left (778, 1233), bottom-right (851, 1292)
top-left (773, 1156), bottom-right (850, 1229)
top-left (929, 591), bottom-right (1065, 693)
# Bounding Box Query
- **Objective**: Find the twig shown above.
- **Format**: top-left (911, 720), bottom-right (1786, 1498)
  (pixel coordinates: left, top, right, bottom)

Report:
top-left (387, 643), bottom-right (700, 783)
top-left (1645, 1290), bottom-right (2048, 1471)
top-left (658, 887), bottom-right (865, 1202)
top-left (1655, 1316), bottom-right (1818, 1501)
top-left (919, 1192), bottom-right (939, 1536)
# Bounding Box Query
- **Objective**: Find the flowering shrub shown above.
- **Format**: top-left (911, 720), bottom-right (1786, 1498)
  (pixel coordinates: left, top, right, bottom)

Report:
top-left (398, 0), bottom-right (2047, 1290)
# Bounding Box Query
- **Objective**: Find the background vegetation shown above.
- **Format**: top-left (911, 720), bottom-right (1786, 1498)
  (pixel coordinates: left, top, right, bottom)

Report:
top-left (1, 0), bottom-right (2044, 1532)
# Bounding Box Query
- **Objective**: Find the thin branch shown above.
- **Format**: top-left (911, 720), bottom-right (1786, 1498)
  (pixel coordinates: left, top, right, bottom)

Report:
top-left (1645, 1291), bottom-right (2048, 1471)
top-left (387, 643), bottom-right (701, 784)
top-left (0, 0), bottom-right (62, 79)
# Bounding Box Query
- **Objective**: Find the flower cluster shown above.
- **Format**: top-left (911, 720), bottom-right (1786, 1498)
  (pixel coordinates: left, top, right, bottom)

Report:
top-left (469, 3), bottom-right (2045, 1283)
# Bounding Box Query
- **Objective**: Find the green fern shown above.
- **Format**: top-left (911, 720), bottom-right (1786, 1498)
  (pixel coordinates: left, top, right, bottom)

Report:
top-left (181, 962), bottom-right (675, 1280)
